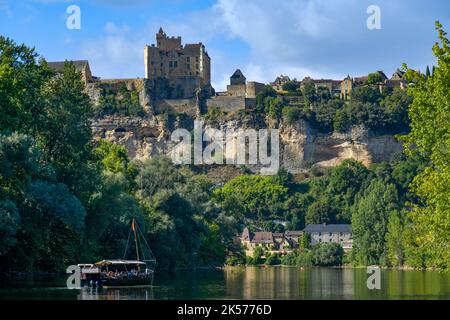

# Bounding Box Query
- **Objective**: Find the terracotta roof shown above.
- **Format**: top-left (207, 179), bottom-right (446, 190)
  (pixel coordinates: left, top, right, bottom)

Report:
top-left (354, 76), bottom-right (368, 83)
top-left (285, 231), bottom-right (302, 237)
top-left (273, 233), bottom-right (284, 238)
top-left (251, 232), bottom-right (274, 244)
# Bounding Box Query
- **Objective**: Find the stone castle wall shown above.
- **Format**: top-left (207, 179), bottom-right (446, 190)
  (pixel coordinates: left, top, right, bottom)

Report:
top-left (206, 96), bottom-right (255, 112)
top-left (155, 98), bottom-right (199, 116)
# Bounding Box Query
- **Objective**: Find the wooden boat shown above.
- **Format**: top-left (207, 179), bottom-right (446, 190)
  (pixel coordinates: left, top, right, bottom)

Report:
top-left (79, 219), bottom-right (157, 287)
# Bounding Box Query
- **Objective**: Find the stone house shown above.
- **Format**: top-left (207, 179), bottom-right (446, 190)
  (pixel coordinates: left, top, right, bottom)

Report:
top-left (238, 224), bottom-right (353, 257)
top-left (226, 69), bottom-right (265, 98)
top-left (207, 69), bottom-right (265, 112)
top-left (303, 224), bottom-right (353, 251)
top-left (240, 228), bottom-right (292, 256)
top-left (47, 60), bottom-right (93, 84)
top-left (284, 231), bottom-right (302, 248)
top-left (378, 69), bottom-right (408, 93)
top-left (270, 75), bottom-right (292, 92)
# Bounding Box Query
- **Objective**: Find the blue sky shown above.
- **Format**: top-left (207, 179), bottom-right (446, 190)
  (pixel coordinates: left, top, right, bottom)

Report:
top-left (1, 0), bottom-right (449, 90)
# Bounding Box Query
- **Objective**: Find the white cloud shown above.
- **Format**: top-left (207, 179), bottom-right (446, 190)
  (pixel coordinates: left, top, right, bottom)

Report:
top-left (80, 22), bottom-right (144, 79)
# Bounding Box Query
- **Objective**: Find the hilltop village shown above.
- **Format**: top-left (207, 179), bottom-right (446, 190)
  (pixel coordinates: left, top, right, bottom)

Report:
top-left (47, 28), bottom-right (409, 173)
top-left (49, 28), bottom-right (408, 113)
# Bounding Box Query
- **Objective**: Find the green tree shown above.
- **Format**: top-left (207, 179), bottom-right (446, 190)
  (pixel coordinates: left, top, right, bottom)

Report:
top-left (214, 175), bottom-right (289, 228)
top-left (302, 81), bottom-right (317, 105)
top-left (326, 159), bottom-right (370, 222)
top-left (198, 222), bottom-right (227, 266)
top-left (0, 37), bottom-right (50, 135)
top-left (350, 86), bottom-right (383, 104)
top-left (314, 99), bottom-right (344, 132)
top-left (94, 139), bottom-right (129, 174)
top-left (311, 243), bottom-right (344, 266)
top-left (0, 200), bottom-right (20, 256)
top-left (306, 198), bottom-right (333, 224)
top-left (351, 179), bottom-right (400, 265)
top-left (386, 210), bottom-right (406, 267)
top-left (380, 88), bottom-right (412, 133)
top-left (38, 62), bottom-right (94, 196)
top-left (401, 21), bottom-right (450, 270)
top-left (367, 72), bottom-right (384, 85)
top-left (281, 81), bottom-right (299, 92)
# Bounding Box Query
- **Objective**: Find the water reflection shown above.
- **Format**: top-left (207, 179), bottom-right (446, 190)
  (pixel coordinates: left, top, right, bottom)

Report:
top-left (1, 267), bottom-right (449, 300)
top-left (78, 286), bottom-right (155, 300)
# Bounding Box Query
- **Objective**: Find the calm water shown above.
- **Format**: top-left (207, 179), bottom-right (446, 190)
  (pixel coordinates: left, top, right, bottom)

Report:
top-left (0, 267), bottom-right (449, 300)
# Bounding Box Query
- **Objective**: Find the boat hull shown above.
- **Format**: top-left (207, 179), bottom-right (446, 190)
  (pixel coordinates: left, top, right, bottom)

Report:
top-left (82, 275), bottom-right (154, 287)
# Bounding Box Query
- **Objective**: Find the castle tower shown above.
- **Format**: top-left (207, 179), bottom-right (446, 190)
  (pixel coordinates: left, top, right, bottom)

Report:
top-left (230, 69), bottom-right (246, 85)
top-left (156, 27), bottom-right (166, 48)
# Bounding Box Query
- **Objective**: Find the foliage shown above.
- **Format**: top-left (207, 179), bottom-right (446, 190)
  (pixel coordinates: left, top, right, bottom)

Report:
top-left (0, 200), bottom-right (20, 256)
top-left (311, 243), bottom-right (344, 266)
top-left (301, 81), bottom-right (317, 105)
top-left (401, 21), bottom-right (450, 270)
top-left (0, 37), bottom-right (50, 135)
top-left (282, 106), bottom-right (302, 125)
top-left (94, 139), bottom-right (129, 174)
top-left (281, 81), bottom-right (299, 92)
top-left (367, 72), bottom-right (385, 85)
top-left (214, 175), bottom-right (290, 228)
top-left (280, 250), bottom-right (313, 267)
top-left (351, 179), bottom-right (400, 266)
top-left (314, 100), bottom-right (344, 132)
top-left (95, 84), bottom-right (144, 117)
top-left (386, 210), bottom-right (407, 267)
top-left (205, 106), bottom-right (225, 123)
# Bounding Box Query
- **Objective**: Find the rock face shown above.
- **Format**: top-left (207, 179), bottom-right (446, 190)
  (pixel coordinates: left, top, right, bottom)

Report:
top-left (91, 114), bottom-right (403, 173)
top-left (280, 123), bottom-right (402, 173)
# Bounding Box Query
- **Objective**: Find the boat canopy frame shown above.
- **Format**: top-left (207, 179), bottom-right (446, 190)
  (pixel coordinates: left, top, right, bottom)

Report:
top-left (95, 260), bottom-right (147, 266)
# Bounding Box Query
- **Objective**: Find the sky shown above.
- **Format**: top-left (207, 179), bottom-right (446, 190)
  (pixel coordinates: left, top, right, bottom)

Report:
top-left (1, 0), bottom-right (449, 91)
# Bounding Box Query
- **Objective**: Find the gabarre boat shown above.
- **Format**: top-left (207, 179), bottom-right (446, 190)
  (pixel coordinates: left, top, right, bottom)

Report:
top-left (79, 219), bottom-right (157, 288)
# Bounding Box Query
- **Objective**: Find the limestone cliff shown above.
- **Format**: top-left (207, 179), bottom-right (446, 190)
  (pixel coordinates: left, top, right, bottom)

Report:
top-left (91, 113), bottom-right (403, 173)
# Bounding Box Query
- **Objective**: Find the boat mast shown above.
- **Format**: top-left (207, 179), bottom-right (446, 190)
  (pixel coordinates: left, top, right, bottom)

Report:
top-left (132, 218), bottom-right (140, 262)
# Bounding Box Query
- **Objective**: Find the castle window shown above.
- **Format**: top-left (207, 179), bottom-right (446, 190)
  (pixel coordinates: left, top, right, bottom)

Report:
top-left (196, 56), bottom-right (199, 62)
top-left (187, 57), bottom-right (190, 62)
top-left (187, 64), bottom-right (190, 70)
top-left (169, 61), bottom-right (173, 68)
top-left (174, 61), bottom-right (178, 68)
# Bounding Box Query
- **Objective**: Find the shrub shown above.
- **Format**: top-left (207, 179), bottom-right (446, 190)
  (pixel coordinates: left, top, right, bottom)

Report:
top-left (311, 243), bottom-right (344, 266)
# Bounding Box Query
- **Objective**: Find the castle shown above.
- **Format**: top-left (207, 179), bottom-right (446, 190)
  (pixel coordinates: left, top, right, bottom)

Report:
top-left (143, 28), bottom-right (211, 99)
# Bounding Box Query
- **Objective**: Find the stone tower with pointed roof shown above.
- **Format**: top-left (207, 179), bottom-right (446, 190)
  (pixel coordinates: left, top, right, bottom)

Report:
top-left (144, 27), bottom-right (211, 93)
top-left (230, 69), bottom-right (246, 85)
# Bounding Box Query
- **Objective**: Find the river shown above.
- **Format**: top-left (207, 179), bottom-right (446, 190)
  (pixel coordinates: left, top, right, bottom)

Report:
top-left (1, 267), bottom-right (449, 300)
